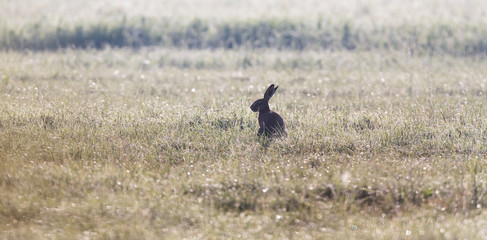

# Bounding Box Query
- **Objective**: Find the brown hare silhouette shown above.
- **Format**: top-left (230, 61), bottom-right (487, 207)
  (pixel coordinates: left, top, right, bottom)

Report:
top-left (250, 84), bottom-right (286, 138)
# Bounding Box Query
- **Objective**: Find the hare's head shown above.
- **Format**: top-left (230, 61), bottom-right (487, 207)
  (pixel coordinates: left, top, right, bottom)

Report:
top-left (250, 84), bottom-right (279, 112)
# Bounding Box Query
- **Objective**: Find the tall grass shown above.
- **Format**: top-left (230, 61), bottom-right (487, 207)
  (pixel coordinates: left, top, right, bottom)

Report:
top-left (2, 18), bottom-right (487, 56)
top-left (2, 0), bottom-right (487, 56)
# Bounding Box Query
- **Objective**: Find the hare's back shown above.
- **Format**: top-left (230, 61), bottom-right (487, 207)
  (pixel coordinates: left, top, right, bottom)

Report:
top-left (263, 111), bottom-right (285, 129)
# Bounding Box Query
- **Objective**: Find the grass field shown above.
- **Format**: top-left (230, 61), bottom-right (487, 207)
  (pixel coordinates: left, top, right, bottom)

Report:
top-left (2, 0), bottom-right (487, 239)
top-left (2, 48), bottom-right (487, 239)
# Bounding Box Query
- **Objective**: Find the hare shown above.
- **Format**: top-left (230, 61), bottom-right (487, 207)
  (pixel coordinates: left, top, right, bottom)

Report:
top-left (250, 84), bottom-right (286, 138)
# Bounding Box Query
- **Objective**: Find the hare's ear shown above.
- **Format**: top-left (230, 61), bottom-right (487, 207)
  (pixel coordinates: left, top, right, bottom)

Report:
top-left (264, 84), bottom-right (276, 99)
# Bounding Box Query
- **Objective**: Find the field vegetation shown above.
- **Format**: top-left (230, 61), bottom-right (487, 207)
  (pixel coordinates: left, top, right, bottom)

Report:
top-left (1, 0), bottom-right (487, 239)
top-left (2, 0), bottom-right (487, 56)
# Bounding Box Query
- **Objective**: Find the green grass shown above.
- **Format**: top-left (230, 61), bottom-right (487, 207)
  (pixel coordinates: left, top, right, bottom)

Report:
top-left (1, 48), bottom-right (487, 239)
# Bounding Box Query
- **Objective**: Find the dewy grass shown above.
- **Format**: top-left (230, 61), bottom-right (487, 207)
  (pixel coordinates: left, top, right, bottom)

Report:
top-left (0, 48), bottom-right (487, 238)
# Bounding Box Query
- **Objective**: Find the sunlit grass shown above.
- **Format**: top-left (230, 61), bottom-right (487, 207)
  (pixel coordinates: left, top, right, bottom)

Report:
top-left (0, 48), bottom-right (486, 239)
top-left (2, 1), bottom-right (487, 238)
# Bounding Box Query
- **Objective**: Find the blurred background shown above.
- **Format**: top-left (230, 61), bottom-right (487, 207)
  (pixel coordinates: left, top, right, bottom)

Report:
top-left (2, 0), bottom-right (487, 56)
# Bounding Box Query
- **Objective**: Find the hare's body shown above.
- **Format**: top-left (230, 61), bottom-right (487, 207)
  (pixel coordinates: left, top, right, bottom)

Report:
top-left (258, 110), bottom-right (286, 137)
top-left (251, 84), bottom-right (286, 138)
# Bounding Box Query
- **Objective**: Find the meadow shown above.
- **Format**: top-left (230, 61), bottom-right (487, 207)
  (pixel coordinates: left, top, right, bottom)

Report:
top-left (1, 0), bottom-right (487, 239)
